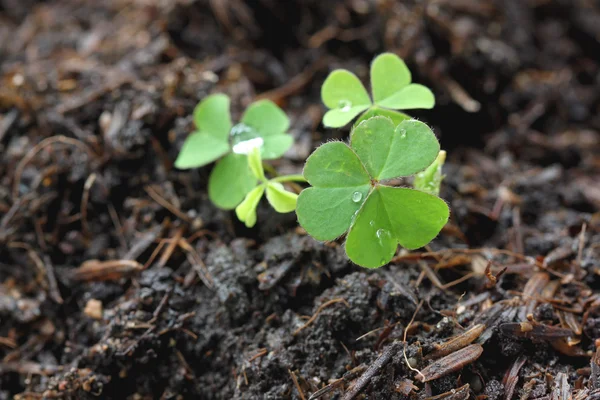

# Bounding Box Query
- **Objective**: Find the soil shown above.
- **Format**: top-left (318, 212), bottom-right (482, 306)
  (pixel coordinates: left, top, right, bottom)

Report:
top-left (0, 0), bottom-right (599, 399)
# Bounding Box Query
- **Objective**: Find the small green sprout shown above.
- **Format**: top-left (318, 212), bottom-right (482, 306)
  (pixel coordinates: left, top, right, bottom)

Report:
top-left (175, 94), bottom-right (293, 209)
top-left (235, 148), bottom-right (301, 227)
top-left (296, 117), bottom-right (449, 268)
top-left (321, 53), bottom-right (435, 128)
top-left (414, 150), bottom-right (446, 196)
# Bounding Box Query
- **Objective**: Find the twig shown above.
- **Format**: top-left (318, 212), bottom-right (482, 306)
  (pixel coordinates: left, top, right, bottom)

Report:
top-left (157, 227), bottom-right (184, 267)
top-left (418, 261), bottom-right (444, 289)
top-left (257, 57), bottom-right (328, 104)
top-left (289, 369), bottom-right (306, 400)
top-left (340, 341), bottom-right (402, 400)
top-left (178, 238), bottom-right (214, 289)
top-left (145, 185), bottom-right (192, 223)
top-left (441, 271), bottom-right (476, 290)
top-left (512, 207), bottom-right (524, 255)
top-left (355, 322), bottom-right (400, 342)
top-left (308, 366), bottom-right (364, 400)
top-left (576, 223), bottom-right (587, 270)
top-left (71, 259), bottom-right (143, 281)
top-left (293, 298), bottom-right (349, 336)
top-left (80, 173), bottom-right (97, 238)
top-left (13, 135), bottom-right (95, 200)
top-left (247, 348), bottom-right (268, 362)
top-left (7, 242), bottom-right (63, 303)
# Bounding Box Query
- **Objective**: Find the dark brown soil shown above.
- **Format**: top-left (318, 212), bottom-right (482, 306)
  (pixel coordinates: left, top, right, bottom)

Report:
top-left (1, 0), bottom-right (599, 399)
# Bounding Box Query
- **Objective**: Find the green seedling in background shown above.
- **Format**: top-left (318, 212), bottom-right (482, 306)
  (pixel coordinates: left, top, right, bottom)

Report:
top-left (235, 147), bottom-right (303, 227)
top-left (321, 53), bottom-right (435, 128)
top-left (175, 94), bottom-right (293, 209)
top-left (296, 117), bottom-right (449, 268)
top-left (414, 150), bottom-right (446, 196)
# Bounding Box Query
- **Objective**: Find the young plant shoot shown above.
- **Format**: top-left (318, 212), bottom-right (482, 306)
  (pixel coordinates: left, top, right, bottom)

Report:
top-left (235, 147), bottom-right (303, 228)
top-left (296, 117), bottom-right (449, 268)
top-left (175, 94), bottom-right (294, 209)
top-left (321, 53), bottom-right (435, 128)
top-left (414, 150), bottom-right (446, 196)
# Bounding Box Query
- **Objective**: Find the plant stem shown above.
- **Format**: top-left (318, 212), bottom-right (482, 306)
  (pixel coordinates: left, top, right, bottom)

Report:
top-left (262, 162), bottom-right (278, 177)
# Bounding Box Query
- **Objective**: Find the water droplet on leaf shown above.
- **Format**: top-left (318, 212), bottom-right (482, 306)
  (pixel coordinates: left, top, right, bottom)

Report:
top-left (369, 220), bottom-right (375, 227)
top-left (338, 100), bottom-right (352, 112)
top-left (232, 137), bottom-right (264, 155)
top-left (352, 191), bottom-right (362, 202)
top-left (376, 228), bottom-right (388, 239)
top-left (230, 123), bottom-right (264, 154)
top-left (399, 128), bottom-right (407, 139)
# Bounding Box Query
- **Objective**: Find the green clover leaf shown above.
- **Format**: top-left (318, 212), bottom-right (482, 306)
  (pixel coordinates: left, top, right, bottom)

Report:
top-left (174, 94), bottom-right (293, 209)
top-left (296, 116), bottom-right (449, 268)
top-left (321, 53), bottom-right (435, 128)
top-left (235, 185), bottom-right (265, 228)
top-left (234, 148), bottom-right (298, 227)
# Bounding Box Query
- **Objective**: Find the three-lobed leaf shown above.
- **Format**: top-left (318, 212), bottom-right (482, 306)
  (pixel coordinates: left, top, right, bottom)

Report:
top-left (175, 95), bottom-right (294, 210)
top-left (321, 53), bottom-right (435, 128)
top-left (266, 182), bottom-right (297, 213)
top-left (296, 116), bottom-right (449, 268)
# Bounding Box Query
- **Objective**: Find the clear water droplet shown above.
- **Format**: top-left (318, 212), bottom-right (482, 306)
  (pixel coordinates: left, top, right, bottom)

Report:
top-left (338, 100), bottom-right (352, 112)
top-left (352, 191), bottom-right (362, 202)
top-left (230, 123), bottom-right (253, 137)
top-left (399, 128), bottom-right (407, 139)
top-left (369, 220), bottom-right (375, 227)
top-left (230, 123), bottom-right (264, 154)
top-left (380, 258), bottom-right (387, 265)
top-left (232, 137), bottom-right (264, 154)
top-left (376, 228), bottom-right (389, 239)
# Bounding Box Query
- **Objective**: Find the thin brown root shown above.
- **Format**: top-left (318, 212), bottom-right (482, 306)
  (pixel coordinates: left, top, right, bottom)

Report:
top-left (293, 298), bottom-right (349, 336)
top-left (403, 299), bottom-right (425, 382)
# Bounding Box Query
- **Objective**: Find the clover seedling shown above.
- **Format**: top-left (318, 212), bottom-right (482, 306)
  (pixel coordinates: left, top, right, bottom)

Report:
top-left (235, 148), bottom-right (302, 227)
top-left (296, 116), bottom-right (449, 268)
top-left (414, 150), bottom-right (446, 196)
top-left (175, 94), bottom-right (293, 209)
top-left (321, 53), bottom-right (435, 128)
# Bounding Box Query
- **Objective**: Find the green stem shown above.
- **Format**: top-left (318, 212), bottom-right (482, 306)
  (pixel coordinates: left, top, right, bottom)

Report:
top-left (262, 162), bottom-right (277, 177)
top-left (271, 174), bottom-right (307, 183)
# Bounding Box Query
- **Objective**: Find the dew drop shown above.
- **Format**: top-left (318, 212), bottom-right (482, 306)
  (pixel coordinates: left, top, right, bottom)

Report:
top-left (380, 258), bottom-right (388, 265)
top-left (369, 220), bottom-right (375, 227)
top-left (376, 229), bottom-right (389, 239)
top-left (232, 137), bottom-right (264, 154)
top-left (230, 123), bottom-right (264, 154)
top-left (230, 123), bottom-right (253, 137)
top-left (338, 100), bottom-right (352, 112)
top-left (399, 128), bottom-right (407, 139)
top-left (352, 191), bottom-right (362, 202)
